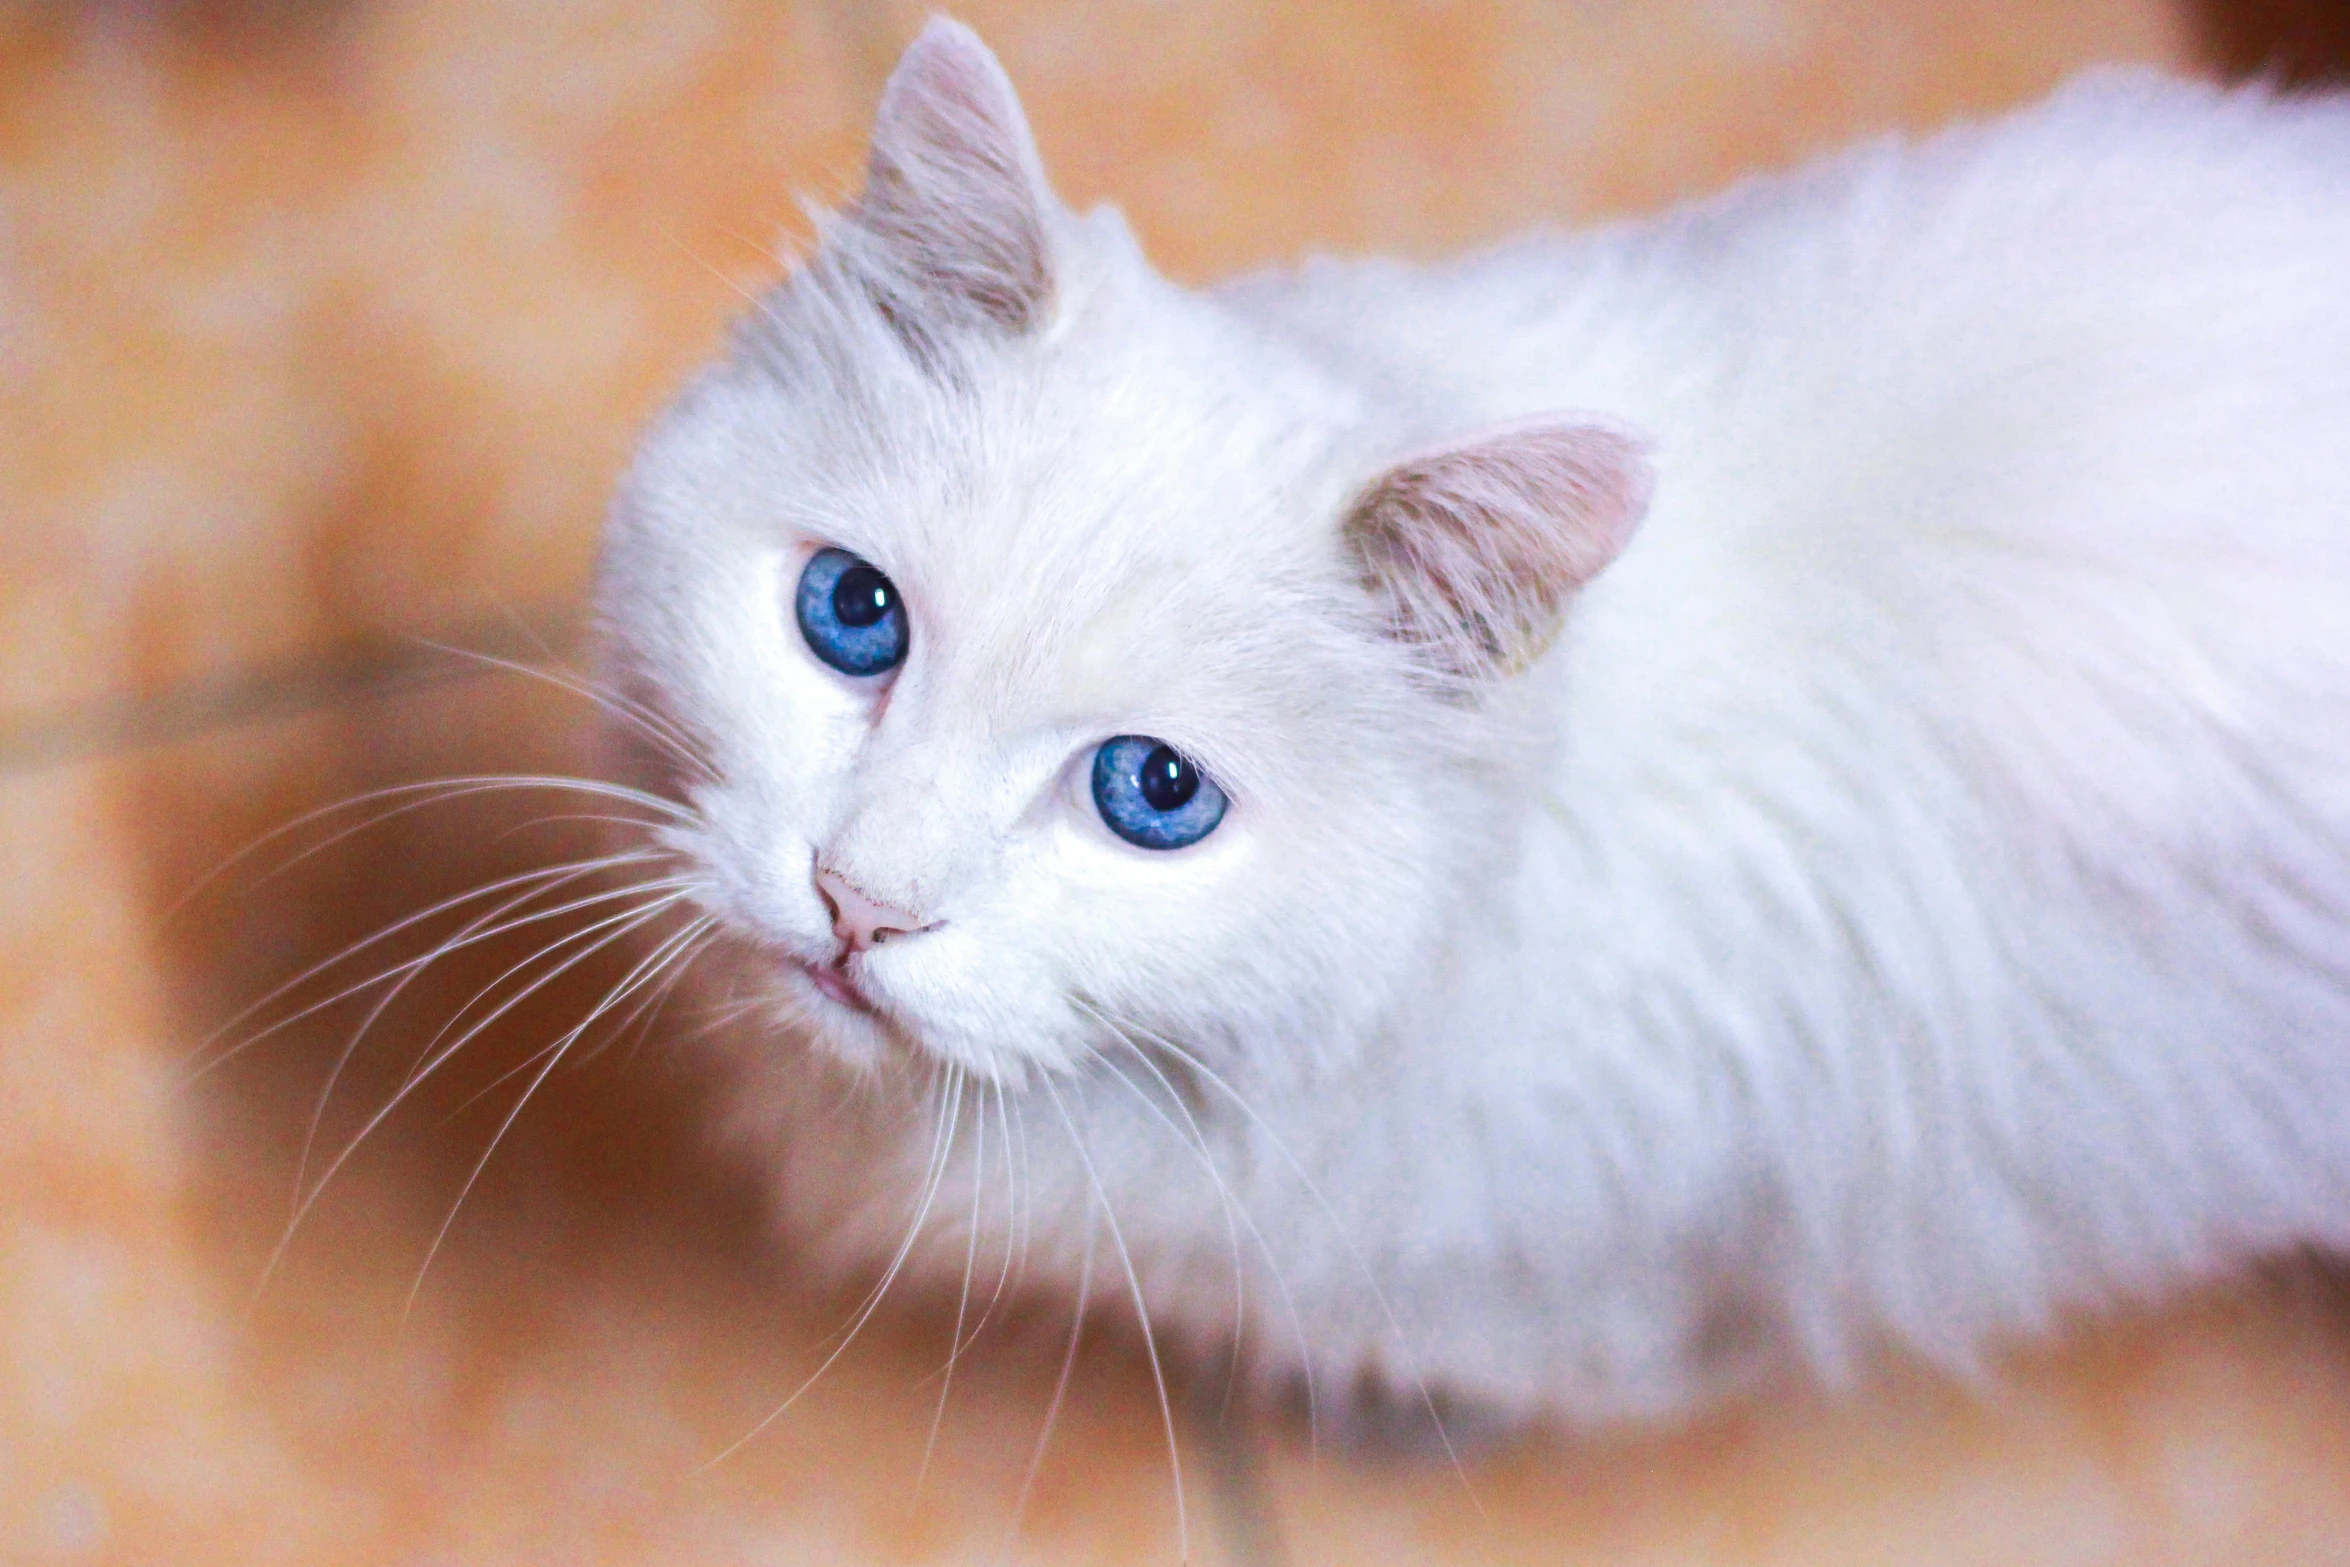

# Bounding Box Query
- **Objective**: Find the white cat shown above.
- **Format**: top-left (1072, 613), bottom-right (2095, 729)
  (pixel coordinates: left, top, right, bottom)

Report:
top-left (593, 19), bottom-right (2350, 1429)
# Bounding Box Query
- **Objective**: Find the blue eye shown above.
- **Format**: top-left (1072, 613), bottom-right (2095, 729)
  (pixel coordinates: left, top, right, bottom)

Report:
top-left (1091, 736), bottom-right (1228, 850)
top-left (795, 546), bottom-right (907, 676)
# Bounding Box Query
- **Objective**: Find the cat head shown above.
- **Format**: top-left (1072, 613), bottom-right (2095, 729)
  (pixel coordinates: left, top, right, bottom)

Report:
top-left (596, 19), bottom-right (1650, 1083)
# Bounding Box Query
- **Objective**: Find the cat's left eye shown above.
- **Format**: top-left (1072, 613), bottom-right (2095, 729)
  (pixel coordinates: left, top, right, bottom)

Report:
top-left (1091, 736), bottom-right (1228, 850)
top-left (796, 546), bottom-right (908, 677)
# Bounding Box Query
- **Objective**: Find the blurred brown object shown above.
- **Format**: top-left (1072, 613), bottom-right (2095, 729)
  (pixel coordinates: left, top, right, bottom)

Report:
top-left (2196, 0), bottom-right (2350, 82)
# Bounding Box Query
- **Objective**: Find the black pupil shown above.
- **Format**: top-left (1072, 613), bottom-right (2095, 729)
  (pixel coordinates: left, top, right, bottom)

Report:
top-left (1137, 745), bottom-right (1197, 813)
top-left (833, 565), bottom-right (894, 629)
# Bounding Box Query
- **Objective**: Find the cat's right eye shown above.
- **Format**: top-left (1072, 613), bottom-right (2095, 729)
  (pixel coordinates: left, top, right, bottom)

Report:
top-left (1091, 736), bottom-right (1228, 850)
top-left (795, 546), bottom-right (908, 677)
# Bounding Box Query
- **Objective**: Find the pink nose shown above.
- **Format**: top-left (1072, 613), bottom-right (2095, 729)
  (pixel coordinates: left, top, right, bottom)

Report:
top-left (815, 868), bottom-right (928, 953)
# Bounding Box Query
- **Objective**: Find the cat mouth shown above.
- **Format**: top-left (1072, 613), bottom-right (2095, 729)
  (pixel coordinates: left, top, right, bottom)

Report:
top-left (798, 956), bottom-right (878, 1016)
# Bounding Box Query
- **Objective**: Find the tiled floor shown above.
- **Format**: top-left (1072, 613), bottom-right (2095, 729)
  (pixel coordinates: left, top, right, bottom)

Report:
top-left (8, 2), bottom-right (2350, 1563)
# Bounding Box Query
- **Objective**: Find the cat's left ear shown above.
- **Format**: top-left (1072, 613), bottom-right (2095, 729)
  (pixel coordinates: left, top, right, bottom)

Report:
top-left (850, 17), bottom-right (1060, 335)
top-left (1345, 417), bottom-right (1653, 681)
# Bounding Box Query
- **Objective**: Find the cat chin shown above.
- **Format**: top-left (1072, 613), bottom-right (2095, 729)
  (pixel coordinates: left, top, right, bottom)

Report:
top-left (795, 953), bottom-right (878, 1017)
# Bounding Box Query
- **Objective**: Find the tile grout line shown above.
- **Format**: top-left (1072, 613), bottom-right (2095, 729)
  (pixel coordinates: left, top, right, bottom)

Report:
top-left (0, 603), bottom-right (585, 777)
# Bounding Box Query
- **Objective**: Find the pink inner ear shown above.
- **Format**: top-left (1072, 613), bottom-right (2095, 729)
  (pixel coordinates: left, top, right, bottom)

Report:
top-left (852, 18), bottom-right (1056, 333)
top-left (1348, 417), bottom-right (1653, 676)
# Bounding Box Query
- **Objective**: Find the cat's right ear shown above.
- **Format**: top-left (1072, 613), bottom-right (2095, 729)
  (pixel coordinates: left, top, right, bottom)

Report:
top-left (1345, 417), bottom-right (1653, 684)
top-left (847, 18), bottom-right (1059, 337)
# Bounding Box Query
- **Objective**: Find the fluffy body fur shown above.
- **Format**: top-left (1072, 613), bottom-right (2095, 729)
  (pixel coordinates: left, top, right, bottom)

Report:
top-left (596, 23), bottom-right (2350, 1426)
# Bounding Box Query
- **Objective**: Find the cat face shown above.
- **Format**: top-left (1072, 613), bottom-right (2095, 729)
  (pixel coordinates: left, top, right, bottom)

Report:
top-left (594, 21), bottom-right (1649, 1084)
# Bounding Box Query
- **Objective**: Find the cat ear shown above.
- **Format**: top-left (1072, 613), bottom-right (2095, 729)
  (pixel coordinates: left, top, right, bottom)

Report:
top-left (849, 18), bottom-right (1058, 335)
top-left (1345, 417), bottom-right (1653, 681)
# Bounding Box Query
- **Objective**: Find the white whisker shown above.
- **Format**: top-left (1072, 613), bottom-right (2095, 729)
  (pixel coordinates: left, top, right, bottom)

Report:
top-left (700, 1061), bottom-right (967, 1471)
top-left (978, 1079), bottom-right (1023, 1330)
top-left (437, 913), bottom-right (717, 1121)
top-left (169, 772), bottom-right (693, 922)
top-left (1006, 1081), bottom-right (1038, 1301)
top-left (406, 908), bottom-right (720, 1312)
top-left (1074, 1002), bottom-right (1309, 1438)
top-left (1004, 1213), bottom-right (1092, 1563)
top-left (919, 1066), bottom-right (989, 1486)
top-left (252, 891), bottom-right (691, 1303)
top-left (1040, 1073), bottom-right (1188, 1562)
top-left (420, 641), bottom-right (716, 786)
top-left (290, 873), bottom-right (697, 1202)
top-left (381, 884), bottom-right (696, 1100)
top-left (179, 849), bottom-right (673, 1086)
top-left (1104, 1011), bottom-right (1480, 1503)
top-left (582, 918), bottom-right (718, 1069)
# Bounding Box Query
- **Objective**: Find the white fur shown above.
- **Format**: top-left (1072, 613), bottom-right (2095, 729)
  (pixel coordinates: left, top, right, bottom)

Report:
top-left (595, 22), bottom-right (2350, 1427)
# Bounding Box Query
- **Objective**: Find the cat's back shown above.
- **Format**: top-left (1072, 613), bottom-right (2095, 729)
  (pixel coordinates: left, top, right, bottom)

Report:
top-left (1237, 69), bottom-right (2350, 765)
top-left (1238, 73), bottom-right (2346, 504)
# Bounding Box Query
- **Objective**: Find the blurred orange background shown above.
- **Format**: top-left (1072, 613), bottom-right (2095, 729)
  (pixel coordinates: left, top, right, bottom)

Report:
top-left (5, 2), bottom-right (2350, 1563)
